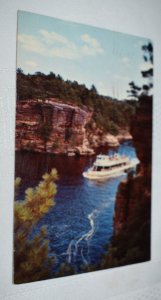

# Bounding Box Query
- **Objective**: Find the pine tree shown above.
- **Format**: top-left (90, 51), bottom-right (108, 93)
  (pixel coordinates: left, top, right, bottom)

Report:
top-left (14, 169), bottom-right (58, 283)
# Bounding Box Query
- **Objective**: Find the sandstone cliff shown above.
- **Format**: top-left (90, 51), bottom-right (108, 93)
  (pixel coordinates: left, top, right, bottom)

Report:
top-left (16, 99), bottom-right (93, 155)
top-left (16, 98), bottom-right (131, 155)
top-left (112, 95), bottom-right (152, 264)
top-left (85, 96), bottom-right (152, 270)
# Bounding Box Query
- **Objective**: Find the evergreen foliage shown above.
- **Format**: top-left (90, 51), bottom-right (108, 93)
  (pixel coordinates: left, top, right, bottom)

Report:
top-left (17, 70), bottom-right (136, 134)
top-left (127, 42), bottom-right (153, 98)
top-left (127, 81), bottom-right (141, 99)
top-left (14, 169), bottom-right (58, 283)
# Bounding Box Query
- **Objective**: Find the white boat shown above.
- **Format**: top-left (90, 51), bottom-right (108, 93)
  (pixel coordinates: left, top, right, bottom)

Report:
top-left (83, 154), bottom-right (139, 179)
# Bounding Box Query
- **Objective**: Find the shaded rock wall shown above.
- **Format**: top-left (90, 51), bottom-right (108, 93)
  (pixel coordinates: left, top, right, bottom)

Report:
top-left (113, 95), bottom-right (152, 263)
top-left (16, 99), bottom-right (92, 154)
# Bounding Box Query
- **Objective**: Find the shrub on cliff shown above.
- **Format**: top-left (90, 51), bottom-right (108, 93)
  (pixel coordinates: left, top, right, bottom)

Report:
top-left (14, 169), bottom-right (58, 283)
top-left (17, 70), bottom-right (136, 134)
top-left (39, 123), bottom-right (52, 142)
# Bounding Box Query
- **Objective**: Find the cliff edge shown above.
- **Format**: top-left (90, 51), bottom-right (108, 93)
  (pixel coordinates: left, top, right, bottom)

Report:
top-left (16, 98), bottom-right (132, 155)
top-left (16, 99), bottom-right (93, 155)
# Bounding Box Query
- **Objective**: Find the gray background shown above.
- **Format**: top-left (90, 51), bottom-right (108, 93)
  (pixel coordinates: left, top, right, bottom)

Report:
top-left (0, 0), bottom-right (161, 299)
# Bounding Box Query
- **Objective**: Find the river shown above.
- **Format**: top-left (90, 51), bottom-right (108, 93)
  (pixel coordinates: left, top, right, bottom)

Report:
top-left (15, 140), bottom-right (137, 276)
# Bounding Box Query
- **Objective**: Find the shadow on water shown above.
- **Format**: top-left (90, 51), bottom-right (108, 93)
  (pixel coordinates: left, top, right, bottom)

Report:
top-left (15, 140), bottom-right (137, 273)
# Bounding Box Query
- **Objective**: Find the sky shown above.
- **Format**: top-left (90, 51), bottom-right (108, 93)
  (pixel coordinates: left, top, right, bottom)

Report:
top-left (17, 11), bottom-right (152, 100)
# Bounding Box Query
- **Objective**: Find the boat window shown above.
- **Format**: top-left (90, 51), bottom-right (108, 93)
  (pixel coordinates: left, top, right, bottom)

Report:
top-left (104, 166), bottom-right (111, 170)
top-left (97, 166), bottom-right (102, 171)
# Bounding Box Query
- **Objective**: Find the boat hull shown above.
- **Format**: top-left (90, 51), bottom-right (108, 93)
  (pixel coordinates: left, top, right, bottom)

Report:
top-left (83, 158), bottom-right (139, 179)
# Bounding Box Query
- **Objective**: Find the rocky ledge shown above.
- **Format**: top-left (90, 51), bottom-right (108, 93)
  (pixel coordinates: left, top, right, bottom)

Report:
top-left (16, 98), bottom-right (132, 155)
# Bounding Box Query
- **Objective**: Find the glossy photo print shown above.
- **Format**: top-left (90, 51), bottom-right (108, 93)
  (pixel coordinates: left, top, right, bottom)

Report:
top-left (14, 10), bottom-right (153, 283)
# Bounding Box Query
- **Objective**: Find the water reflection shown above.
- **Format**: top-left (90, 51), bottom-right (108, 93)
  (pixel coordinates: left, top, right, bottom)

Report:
top-left (15, 140), bottom-right (137, 271)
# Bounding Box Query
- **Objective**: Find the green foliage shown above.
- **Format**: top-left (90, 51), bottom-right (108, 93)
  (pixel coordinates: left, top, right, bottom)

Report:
top-left (14, 169), bottom-right (58, 283)
top-left (127, 42), bottom-right (153, 98)
top-left (109, 121), bottom-right (119, 135)
top-left (100, 218), bottom-right (150, 269)
top-left (39, 123), bottom-right (52, 142)
top-left (141, 42), bottom-right (153, 94)
top-left (127, 81), bottom-right (141, 99)
top-left (17, 71), bottom-right (136, 134)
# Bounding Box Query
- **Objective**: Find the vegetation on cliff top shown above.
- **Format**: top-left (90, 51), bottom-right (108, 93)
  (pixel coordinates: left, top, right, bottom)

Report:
top-left (17, 69), bottom-right (137, 135)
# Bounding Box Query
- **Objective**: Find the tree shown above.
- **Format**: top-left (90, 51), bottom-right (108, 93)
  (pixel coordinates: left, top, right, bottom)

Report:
top-left (14, 169), bottom-right (58, 283)
top-left (127, 42), bottom-right (153, 98)
top-left (127, 81), bottom-right (141, 99)
top-left (16, 70), bottom-right (135, 134)
top-left (90, 84), bottom-right (98, 95)
top-left (141, 42), bottom-right (153, 94)
top-left (17, 68), bottom-right (24, 74)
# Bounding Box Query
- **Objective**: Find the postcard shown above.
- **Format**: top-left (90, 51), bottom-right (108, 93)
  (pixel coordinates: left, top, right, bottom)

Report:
top-left (14, 10), bottom-right (153, 283)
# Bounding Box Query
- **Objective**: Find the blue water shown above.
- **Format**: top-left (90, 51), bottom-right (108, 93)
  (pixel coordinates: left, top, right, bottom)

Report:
top-left (15, 140), bottom-right (137, 274)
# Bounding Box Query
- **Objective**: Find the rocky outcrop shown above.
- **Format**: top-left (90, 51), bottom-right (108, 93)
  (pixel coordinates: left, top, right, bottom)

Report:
top-left (86, 128), bottom-right (132, 149)
top-left (88, 132), bottom-right (119, 148)
top-left (16, 98), bottom-right (132, 155)
top-left (112, 95), bottom-right (152, 263)
top-left (16, 99), bottom-right (93, 155)
top-left (116, 130), bottom-right (133, 143)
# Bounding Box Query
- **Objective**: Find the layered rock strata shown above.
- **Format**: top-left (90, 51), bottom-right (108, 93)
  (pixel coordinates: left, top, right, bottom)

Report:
top-left (16, 98), bottom-right (132, 155)
top-left (16, 99), bottom-right (93, 155)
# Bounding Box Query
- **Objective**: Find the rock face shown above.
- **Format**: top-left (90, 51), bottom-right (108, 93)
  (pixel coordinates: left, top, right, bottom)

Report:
top-left (16, 99), bottom-right (93, 155)
top-left (16, 98), bottom-right (132, 155)
top-left (113, 95), bottom-right (152, 263)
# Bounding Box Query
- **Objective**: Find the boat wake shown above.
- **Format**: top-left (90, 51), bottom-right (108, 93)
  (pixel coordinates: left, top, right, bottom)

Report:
top-left (65, 209), bottom-right (98, 266)
top-left (66, 202), bottom-right (110, 267)
top-left (66, 239), bottom-right (75, 264)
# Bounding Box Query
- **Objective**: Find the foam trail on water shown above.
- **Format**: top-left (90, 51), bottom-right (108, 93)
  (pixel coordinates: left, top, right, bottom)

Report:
top-left (74, 232), bottom-right (88, 257)
top-left (81, 248), bottom-right (88, 265)
top-left (85, 210), bottom-right (97, 241)
top-left (74, 209), bottom-right (98, 260)
top-left (66, 239), bottom-right (74, 264)
top-left (66, 205), bottom-right (107, 265)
